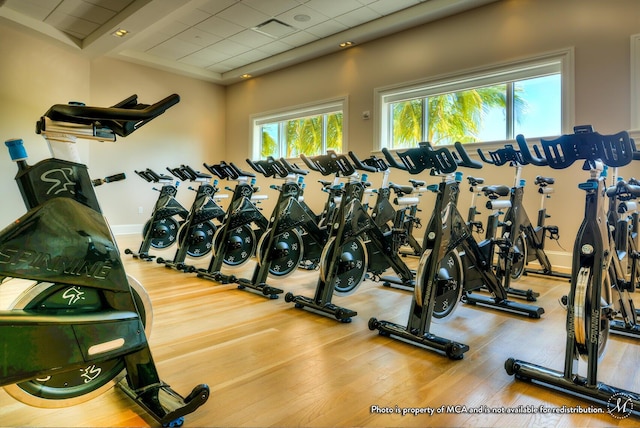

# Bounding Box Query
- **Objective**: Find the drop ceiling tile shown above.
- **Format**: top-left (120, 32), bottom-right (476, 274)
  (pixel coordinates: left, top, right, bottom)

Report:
top-left (367, 0), bottom-right (420, 16)
top-left (280, 30), bottom-right (318, 47)
top-left (334, 7), bottom-right (381, 27)
top-left (257, 40), bottom-right (292, 55)
top-left (44, 10), bottom-right (100, 37)
top-left (242, 0), bottom-right (300, 17)
top-left (305, 0), bottom-right (365, 18)
top-left (83, 0), bottom-right (135, 12)
top-left (176, 27), bottom-right (223, 47)
top-left (197, 0), bottom-right (238, 15)
top-left (4, 0), bottom-right (59, 20)
top-left (181, 45), bottom-right (232, 64)
top-left (57, 0), bottom-right (116, 25)
top-left (196, 15), bottom-right (244, 38)
top-left (305, 19), bottom-right (349, 38)
top-left (217, 2), bottom-right (271, 28)
top-left (228, 29), bottom-right (276, 48)
top-left (147, 37), bottom-right (203, 60)
top-left (208, 38), bottom-right (252, 56)
top-left (276, 4), bottom-right (329, 30)
top-left (176, 8), bottom-right (213, 27)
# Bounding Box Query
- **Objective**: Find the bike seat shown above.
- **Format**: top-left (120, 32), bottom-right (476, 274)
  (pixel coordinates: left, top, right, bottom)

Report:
top-left (535, 176), bottom-right (555, 186)
top-left (39, 94), bottom-right (180, 138)
top-left (483, 185), bottom-right (510, 199)
top-left (389, 183), bottom-right (415, 195)
top-left (606, 180), bottom-right (640, 201)
top-left (409, 179), bottom-right (426, 187)
top-left (467, 176), bottom-right (485, 186)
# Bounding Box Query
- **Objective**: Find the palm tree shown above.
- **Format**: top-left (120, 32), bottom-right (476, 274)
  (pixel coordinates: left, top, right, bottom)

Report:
top-left (392, 84), bottom-right (526, 147)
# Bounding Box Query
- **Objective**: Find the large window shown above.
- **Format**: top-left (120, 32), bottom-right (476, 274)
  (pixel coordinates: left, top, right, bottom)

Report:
top-left (252, 99), bottom-right (346, 159)
top-left (376, 49), bottom-right (573, 148)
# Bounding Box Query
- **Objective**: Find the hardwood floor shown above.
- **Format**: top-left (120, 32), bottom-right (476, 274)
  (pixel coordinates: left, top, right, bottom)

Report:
top-left (1, 234), bottom-right (639, 427)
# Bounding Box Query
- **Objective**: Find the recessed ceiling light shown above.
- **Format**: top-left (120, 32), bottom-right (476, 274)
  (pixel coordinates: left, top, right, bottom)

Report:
top-left (112, 29), bottom-right (129, 37)
top-left (339, 41), bottom-right (354, 48)
top-left (241, 74), bottom-right (252, 79)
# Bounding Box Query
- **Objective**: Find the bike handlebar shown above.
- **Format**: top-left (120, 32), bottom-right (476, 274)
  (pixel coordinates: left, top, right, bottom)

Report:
top-left (279, 157), bottom-right (308, 176)
top-left (39, 94), bottom-right (180, 138)
top-left (476, 143), bottom-right (528, 167)
top-left (299, 151), bottom-right (356, 177)
top-left (382, 142), bottom-right (465, 175)
top-left (246, 157), bottom-right (289, 178)
top-left (516, 128), bottom-right (635, 169)
top-left (348, 151), bottom-right (387, 172)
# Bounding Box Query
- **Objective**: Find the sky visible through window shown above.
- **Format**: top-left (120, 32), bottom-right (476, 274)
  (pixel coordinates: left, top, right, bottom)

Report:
top-left (478, 74), bottom-right (561, 141)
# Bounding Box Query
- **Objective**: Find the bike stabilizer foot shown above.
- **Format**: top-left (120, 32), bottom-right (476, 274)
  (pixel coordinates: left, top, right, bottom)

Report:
top-left (610, 319), bottom-right (640, 338)
top-left (236, 278), bottom-right (282, 299)
top-left (504, 286), bottom-right (540, 301)
top-left (462, 292), bottom-right (544, 318)
top-left (284, 292), bottom-right (356, 322)
top-left (524, 268), bottom-right (571, 280)
top-left (197, 270), bottom-right (236, 284)
top-left (504, 358), bottom-right (640, 417)
top-left (368, 318), bottom-right (468, 359)
top-left (124, 248), bottom-right (156, 261)
top-left (118, 381), bottom-right (210, 427)
top-left (380, 275), bottom-right (415, 291)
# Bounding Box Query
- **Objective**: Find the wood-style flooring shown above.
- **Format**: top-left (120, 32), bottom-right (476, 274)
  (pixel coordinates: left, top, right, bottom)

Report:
top-left (1, 234), bottom-right (639, 427)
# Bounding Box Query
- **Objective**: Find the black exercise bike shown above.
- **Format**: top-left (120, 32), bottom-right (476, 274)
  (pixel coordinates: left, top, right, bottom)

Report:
top-left (369, 142), bottom-right (543, 359)
top-left (0, 95), bottom-right (209, 427)
top-left (505, 126), bottom-right (640, 416)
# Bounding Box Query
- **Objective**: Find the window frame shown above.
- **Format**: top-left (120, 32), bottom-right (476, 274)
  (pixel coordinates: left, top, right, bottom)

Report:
top-left (250, 96), bottom-right (348, 160)
top-left (374, 48), bottom-right (574, 150)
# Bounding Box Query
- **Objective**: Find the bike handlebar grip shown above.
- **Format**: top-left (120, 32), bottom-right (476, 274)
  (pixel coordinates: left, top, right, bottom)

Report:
top-left (145, 168), bottom-right (162, 181)
top-left (246, 158), bottom-right (263, 174)
top-left (5, 138), bottom-right (28, 161)
top-left (454, 142), bottom-right (482, 169)
top-left (515, 134), bottom-right (548, 167)
top-left (299, 153), bottom-right (320, 171)
top-left (279, 157), bottom-right (308, 175)
top-left (348, 151), bottom-right (377, 172)
top-left (381, 148), bottom-right (407, 170)
top-left (134, 170), bottom-right (153, 182)
top-left (229, 162), bottom-right (255, 178)
top-left (104, 172), bottom-right (126, 183)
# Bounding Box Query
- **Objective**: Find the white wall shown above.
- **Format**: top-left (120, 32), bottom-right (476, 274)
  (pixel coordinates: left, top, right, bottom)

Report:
top-left (0, 22), bottom-right (226, 232)
top-left (0, 22), bottom-right (90, 224)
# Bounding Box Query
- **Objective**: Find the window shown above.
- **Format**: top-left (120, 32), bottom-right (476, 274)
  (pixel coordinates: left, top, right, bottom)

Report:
top-left (376, 49), bottom-right (573, 148)
top-left (252, 98), bottom-right (346, 159)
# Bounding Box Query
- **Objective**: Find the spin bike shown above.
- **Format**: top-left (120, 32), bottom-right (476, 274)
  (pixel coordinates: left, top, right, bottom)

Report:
top-left (125, 167), bottom-right (188, 260)
top-left (284, 151), bottom-right (415, 323)
top-left (478, 144), bottom-right (569, 285)
top-left (235, 156), bottom-right (341, 297)
top-left (605, 172), bottom-right (640, 337)
top-left (196, 162), bottom-right (272, 292)
top-left (369, 142), bottom-right (544, 359)
top-left (505, 127), bottom-right (640, 416)
top-left (157, 165), bottom-right (227, 272)
top-left (0, 94), bottom-right (209, 426)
